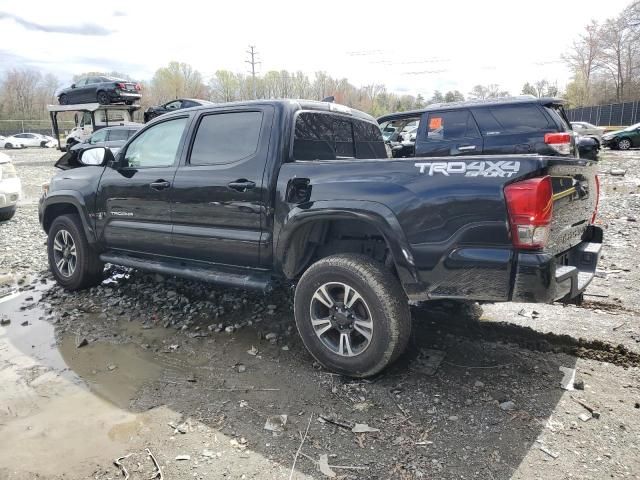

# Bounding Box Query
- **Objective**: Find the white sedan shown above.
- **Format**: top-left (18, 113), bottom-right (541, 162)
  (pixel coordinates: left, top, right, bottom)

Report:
top-left (3, 133), bottom-right (56, 149)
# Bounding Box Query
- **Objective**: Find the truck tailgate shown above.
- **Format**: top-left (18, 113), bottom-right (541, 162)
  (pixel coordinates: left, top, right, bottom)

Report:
top-left (544, 158), bottom-right (599, 256)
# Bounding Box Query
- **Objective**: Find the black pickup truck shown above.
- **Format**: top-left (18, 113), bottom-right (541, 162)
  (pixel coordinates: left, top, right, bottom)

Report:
top-left (39, 99), bottom-right (602, 377)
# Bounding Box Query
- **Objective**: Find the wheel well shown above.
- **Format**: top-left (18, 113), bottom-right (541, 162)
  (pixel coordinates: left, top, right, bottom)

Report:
top-left (43, 204), bottom-right (80, 233)
top-left (282, 219), bottom-right (395, 279)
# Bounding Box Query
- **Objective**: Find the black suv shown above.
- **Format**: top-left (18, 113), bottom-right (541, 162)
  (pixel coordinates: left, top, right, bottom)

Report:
top-left (378, 97), bottom-right (577, 158)
top-left (58, 76), bottom-right (142, 106)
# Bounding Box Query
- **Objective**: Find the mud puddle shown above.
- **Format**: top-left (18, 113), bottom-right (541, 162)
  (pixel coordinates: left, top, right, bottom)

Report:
top-left (0, 285), bottom-right (182, 475)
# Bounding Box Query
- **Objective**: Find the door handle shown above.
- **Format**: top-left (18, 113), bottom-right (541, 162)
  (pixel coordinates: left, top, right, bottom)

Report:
top-left (228, 179), bottom-right (256, 192)
top-left (150, 180), bottom-right (171, 190)
top-left (457, 145), bottom-right (477, 151)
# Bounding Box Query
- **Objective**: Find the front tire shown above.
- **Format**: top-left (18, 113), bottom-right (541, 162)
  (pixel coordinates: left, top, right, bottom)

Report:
top-left (618, 138), bottom-right (632, 150)
top-left (47, 214), bottom-right (104, 290)
top-left (294, 254), bottom-right (411, 377)
top-left (59, 94), bottom-right (68, 105)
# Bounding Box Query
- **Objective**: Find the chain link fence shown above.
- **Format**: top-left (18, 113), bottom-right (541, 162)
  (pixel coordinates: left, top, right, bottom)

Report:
top-left (0, 120), bottom-right (76, 137)
top-left (566, 101), bottom-right (640, 127)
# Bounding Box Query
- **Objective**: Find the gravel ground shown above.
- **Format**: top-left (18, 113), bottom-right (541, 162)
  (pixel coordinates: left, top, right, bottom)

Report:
top-left (1, 148), bottom-right (640, 480)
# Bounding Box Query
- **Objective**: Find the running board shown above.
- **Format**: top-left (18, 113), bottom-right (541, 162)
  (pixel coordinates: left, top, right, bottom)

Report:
top-left (99, 252), bottom-right (272, 291)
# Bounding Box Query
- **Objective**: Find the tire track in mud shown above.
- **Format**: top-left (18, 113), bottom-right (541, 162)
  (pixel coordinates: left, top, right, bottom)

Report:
top-left (411, 302), bottom-right (640, 369)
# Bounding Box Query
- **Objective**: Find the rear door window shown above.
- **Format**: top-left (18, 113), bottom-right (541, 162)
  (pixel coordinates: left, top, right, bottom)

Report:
top-left (189, 111), bottom-right (263, 166)
top-left (423, 110), bottom-right (480, 141)
top-left (473, 105), bottom-right (552, 134)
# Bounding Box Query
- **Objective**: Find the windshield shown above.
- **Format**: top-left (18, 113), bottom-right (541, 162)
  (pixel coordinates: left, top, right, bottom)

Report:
top-left (624, 123), bottom-right (640, 131)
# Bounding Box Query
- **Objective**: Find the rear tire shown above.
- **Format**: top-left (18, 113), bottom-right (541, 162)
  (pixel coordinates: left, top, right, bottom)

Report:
top-left (97, 91), bottom-right (110, 105)
top-left (4, 143), bottom-right (12, 149)
top-left (618, 138), bottom-right (632, 150)
top-left (47, 214), bottom-right (104, 290)
top-left (0, 207), bottom-right (16, 221)
top-left (294, 254), bottom-right (411, 377)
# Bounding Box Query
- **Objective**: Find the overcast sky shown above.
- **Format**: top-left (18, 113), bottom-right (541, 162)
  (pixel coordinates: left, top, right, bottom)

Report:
top-left (0, 0), bottom-right (631, 98)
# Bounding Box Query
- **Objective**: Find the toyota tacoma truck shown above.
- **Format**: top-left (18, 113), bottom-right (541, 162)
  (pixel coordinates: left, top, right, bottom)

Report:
top-left (39, 99), bottom-right (602, 377)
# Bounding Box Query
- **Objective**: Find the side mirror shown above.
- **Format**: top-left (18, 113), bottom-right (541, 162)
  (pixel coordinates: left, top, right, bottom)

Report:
top-left (79, 147), bottom-right (113, 166)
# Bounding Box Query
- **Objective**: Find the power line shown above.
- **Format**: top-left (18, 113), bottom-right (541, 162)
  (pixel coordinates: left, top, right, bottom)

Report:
top-left (245, 46), bottom-right (261, 99)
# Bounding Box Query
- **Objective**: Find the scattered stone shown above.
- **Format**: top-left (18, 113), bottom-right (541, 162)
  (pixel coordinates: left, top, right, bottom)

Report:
top-left (281, 345), bottom-right (289, 351)
top-left (0, 317), bottom-right (10, 326)
top-left (578, 412), bottom-right (591, 422)
top-left (75, 337), bottom-right (88, 348)
top-left (610, 168), bottom-right (626, 176)
top-left (237, 364), bottom-right (246, 373)
top-left (573, 379), bottom-right (585, 390)
top-left (318, 454), bottom-right (336, 478)
top-left (225, 326), bottom-right (235, 334)
top-left (264, 415), bottom-right (288, 432)
top-left (413, 348), bottom-right (446, 376)
top-left (351, 423), bottom-right (379, 433)
top-left (108, 364), bottom-right (117, 371)
top-left (175, 455), bottom-right (191, 461)
top-left (247, 346), bottom-right (258, 356)
top-left (539, 445), bottom-right (559, 459)
top-left (265, 332), bottom-right (278, 341)
top-left (474, 380), bottom-right (485, 388)
top-left (448, 415), bottom-right (459, 421)
top-left (559, 366), bottom-right (576, 391)
top-left (499, 401), bottom-right (516, 411)
top-left (20, 320), bottom-right (28, 326)
top-left (186, 373), bottom-right (197, 383)
top-left (202, 449), bottom-right (214, 458)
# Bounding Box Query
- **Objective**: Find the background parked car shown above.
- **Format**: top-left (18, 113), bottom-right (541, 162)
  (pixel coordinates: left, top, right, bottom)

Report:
top-left (571, 121), bottom-right (605, 144)
top-left (58, 76), bottom-right (141, 106)
top-left (143, 98), bottom-right (213, 123)
top-left (378, 97), bottom-right (576, 158)
top-left (576, 135), bottom-right (600, 160)
top-left (602, 122), bottom-right (640, 150)
top-left (3, 133), bottom-right (55, 149)
top-left (70, 125), bottom-right (142, 157)
top-left (0, 151), bottom-right (21, 221)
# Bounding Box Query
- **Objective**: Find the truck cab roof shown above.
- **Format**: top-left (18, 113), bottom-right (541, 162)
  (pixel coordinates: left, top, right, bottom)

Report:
top-left (152, 99), bottom-right (379, 124)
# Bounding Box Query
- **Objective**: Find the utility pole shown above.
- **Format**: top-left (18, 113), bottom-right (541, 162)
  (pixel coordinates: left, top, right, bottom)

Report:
top-left (245, 45), bottom-right (261, 99)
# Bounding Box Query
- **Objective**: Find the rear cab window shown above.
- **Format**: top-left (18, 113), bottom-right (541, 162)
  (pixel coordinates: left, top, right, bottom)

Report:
top-left (293, 112), bottom-right (386, 160)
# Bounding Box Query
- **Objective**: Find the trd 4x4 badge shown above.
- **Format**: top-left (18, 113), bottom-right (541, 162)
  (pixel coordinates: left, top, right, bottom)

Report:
top-left (415, 160), bottom-right (521, 177)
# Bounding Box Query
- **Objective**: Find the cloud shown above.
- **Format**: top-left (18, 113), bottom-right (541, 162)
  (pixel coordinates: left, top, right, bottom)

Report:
top-left (0, 12), bottom-right (112, 35)
top-left (113, 10), bottom-right (126, 17)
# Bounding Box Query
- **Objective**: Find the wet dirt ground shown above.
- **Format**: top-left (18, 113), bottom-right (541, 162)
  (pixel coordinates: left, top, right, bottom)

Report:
top-left (1, 148), bottom-right (640, 479)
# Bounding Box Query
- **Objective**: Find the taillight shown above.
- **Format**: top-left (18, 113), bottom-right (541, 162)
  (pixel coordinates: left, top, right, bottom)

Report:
top-left (116, 82), bottom-right (126, 90)
top-left (591, 175), bottom-right (600, 223)
top-left (135, 83), bottom-right (141, 91)
top-left (504, 176), bottom-right (553, 250)
top-left (545, 132), bottom-right (572, 155)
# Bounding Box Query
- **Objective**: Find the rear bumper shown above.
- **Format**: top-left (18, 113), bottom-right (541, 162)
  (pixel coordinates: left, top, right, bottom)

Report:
top-left (404, 225), bottom-right (603, 304)
top-left (108, 90), bottom-right (141, 102)
top-left (511, 225), bottom-right (603, 303)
